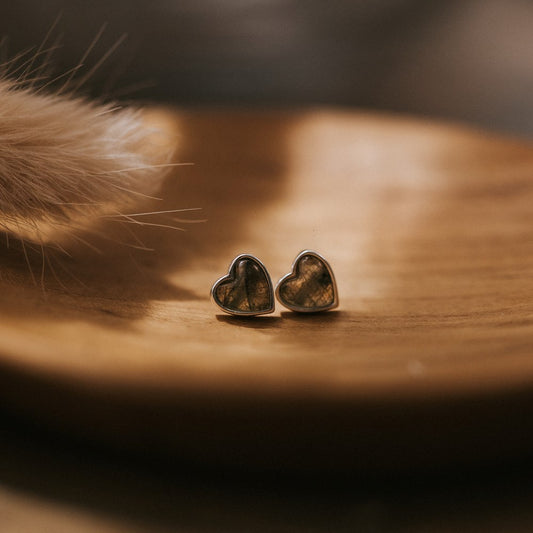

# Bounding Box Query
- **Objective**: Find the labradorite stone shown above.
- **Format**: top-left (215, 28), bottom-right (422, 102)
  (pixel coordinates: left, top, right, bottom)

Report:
top-left (214, 258), bottom-right (273, 314)
top-left (278, 255), bottom-right (335, 310)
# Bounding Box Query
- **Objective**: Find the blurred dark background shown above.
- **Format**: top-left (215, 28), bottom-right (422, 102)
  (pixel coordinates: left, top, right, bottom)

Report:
top-left (0, 0), bottom-right (532, 135)
top-left (1, 2), bottom-right (533, 531)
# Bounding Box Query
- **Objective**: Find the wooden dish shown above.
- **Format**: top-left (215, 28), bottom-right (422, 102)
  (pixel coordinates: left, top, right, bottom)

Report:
top-left (1, 109), bottom-right (532, 474)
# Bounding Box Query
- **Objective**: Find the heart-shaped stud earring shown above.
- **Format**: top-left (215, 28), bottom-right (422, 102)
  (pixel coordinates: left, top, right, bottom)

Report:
top-left (212, 254), bottom-right (275, 316)
top-left (276, 250), bottom-right (338, 313)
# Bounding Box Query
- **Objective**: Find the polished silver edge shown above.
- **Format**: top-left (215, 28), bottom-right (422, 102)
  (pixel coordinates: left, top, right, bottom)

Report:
top-left (275, 250), bottom-right (339, 313)
top-left (211, 254), bottom-right (275, 316)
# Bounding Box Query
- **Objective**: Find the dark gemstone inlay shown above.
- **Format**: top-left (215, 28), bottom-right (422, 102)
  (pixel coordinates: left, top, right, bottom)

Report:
top-left (278, 254), bottom-right (336, 311)
top-left (214, 258), bottom-right (273, 314)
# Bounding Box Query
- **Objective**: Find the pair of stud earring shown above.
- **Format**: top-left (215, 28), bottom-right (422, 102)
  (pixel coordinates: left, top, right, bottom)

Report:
top-left (211, 250), bottom-right (338, 316)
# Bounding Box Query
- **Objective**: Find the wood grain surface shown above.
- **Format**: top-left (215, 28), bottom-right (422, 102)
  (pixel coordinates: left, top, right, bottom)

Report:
top-left (0, 109), bottom-right (532, 473)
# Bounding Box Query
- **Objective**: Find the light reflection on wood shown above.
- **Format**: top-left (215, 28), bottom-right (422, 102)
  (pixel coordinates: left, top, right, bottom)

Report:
top-left (0, 109), bottom-right (532, 472)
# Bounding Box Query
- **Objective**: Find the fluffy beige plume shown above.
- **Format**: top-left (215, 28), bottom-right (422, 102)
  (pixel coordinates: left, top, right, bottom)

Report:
top-left (0, 78), bottom-right (173, 242)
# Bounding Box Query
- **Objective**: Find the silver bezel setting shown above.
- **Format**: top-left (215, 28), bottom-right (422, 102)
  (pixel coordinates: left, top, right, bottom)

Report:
top-left (211, 254), bottom-right (275, 316)
top-left (275, 250), bottom-right (339, 313)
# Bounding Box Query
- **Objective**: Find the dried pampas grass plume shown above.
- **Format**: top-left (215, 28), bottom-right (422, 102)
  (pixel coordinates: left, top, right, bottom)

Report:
top-left (0, 76), bottom-right (176, 243)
